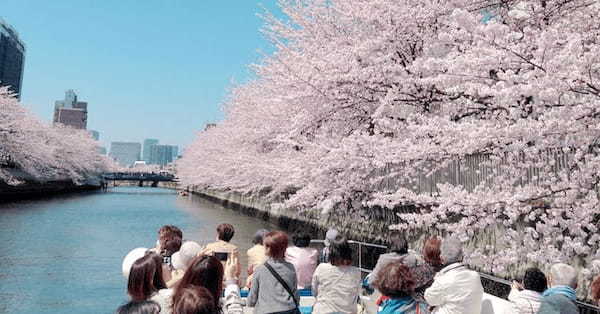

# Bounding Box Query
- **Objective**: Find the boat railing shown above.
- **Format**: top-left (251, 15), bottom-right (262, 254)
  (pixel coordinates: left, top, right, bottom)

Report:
top-left (310, 239), bottom-right (600, 313)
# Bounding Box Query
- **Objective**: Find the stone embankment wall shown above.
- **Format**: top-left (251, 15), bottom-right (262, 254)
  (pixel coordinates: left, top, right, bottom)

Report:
top-left (0, 169), bottom-right (102, 201)
top-left (189, 187), bottom-right (598, 306)
top-left (193, 188), bottom-right (403, 244)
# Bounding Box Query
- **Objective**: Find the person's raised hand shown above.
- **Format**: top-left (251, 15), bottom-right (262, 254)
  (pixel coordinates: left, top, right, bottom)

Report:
top-left (225, 255), bottom-right (239, 281)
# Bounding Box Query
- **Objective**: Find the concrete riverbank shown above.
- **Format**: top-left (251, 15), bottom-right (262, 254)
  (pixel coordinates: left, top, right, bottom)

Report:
top-left (188, 187), bottom-right (600, 307)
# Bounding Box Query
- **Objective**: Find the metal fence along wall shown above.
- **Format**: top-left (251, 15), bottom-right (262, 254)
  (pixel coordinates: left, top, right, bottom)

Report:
top-left (373, 149), bottom-right (572, 196)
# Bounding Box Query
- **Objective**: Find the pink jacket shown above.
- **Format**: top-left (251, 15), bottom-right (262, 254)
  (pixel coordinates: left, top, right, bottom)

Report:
top-left (285, 246), bottom-right (318, 289)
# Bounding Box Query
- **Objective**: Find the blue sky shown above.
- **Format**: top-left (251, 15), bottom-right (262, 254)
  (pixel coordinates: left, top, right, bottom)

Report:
top-left (2, 0), bottom-right (281, 151)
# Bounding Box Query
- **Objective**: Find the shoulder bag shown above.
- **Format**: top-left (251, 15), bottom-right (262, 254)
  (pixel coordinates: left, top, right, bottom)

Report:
top-left (263, 262), bottom-right (301, 314)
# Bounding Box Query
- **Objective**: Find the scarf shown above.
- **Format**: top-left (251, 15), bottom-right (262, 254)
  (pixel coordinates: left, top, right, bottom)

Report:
top-left (542, 285), bottom-right (577, 301)
top-left (378, 296), bottom-right (417, 314)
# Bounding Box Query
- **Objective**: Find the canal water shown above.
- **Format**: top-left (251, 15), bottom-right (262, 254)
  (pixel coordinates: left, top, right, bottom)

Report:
top-left (0, 187), bottom-right (277, 314)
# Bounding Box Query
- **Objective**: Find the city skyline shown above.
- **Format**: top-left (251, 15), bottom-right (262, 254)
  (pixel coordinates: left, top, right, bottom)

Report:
top-left (1, 1), bottom-right (282, 150)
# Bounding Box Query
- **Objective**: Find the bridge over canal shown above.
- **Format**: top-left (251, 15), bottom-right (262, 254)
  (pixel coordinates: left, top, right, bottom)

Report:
top-left (102, 172), bottom-right (177, 187)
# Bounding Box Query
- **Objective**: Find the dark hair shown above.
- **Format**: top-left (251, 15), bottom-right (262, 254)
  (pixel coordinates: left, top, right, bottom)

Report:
top-left (173, 286), bottom-right (217, 314)
top-left (127, 253), bottom-right (167, 301)
top-left (423, 237), bottom-right (443, 268)
top-left (159, 225), bottom-right (183, 240)
top-left (522, 267), bottom-right (547, 293)
top-left (160, 236), bottom-right (182, 257)
top-left (264, 231), bottom-right (289, 259)
top-left (592, 276), bottom-right (600, 302)
top-left (372, 262), bottom-right (415, 298)
top-left (389, 231), bottom-right (408, 254)
top-left (253, 229), bottom-right (269, 245)
top-left (292, 232), bottom-right (311, 248)
top-left (329, 237), bottom-right (353, 266)
top-left (173, 255), bottom-right (223, 311)
top-left (116, 300), bottom-right (161, 314)
top-left (216, 223), bottom-right (235, 242)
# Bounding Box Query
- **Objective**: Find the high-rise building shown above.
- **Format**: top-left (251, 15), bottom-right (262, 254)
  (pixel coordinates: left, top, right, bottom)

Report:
top-left (149, 144), bottom-right (176, 166)
top-left (143, 139), bottom-right (159, 162)
top-left (171, 145), bottom-right (179, 160)
top-left (53, 90), bottom-right (88, 129)
top-left (109, 142), bottom-right (141, 167)
top-left (0, 19), bottom-right (25, 99)
top-left (89, 130), bottom-right (100, 141)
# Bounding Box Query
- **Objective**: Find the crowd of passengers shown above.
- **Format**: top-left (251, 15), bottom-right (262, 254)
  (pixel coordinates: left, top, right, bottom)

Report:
top-left (117, 223), bottom-right (600, 314)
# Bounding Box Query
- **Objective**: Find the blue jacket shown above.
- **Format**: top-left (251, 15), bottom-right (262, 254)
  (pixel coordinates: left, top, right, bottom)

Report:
top-left (378, 297), bottom-right (430, 314)
top-left (537, 294), bottom-right (578, 314)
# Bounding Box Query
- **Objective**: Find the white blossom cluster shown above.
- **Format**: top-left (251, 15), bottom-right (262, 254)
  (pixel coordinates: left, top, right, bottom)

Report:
top-left (178, 0), bottom-right (600, 284)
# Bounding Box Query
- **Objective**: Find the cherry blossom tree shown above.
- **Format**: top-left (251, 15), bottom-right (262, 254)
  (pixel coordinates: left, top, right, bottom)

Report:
top-left (0, 87), bottom-right (112, 185)
top-left (179, 0), bottom-right (600, 289)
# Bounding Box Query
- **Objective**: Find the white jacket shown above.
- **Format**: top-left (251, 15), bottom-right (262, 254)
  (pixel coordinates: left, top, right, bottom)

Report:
top-left (424, 263), bottom-right (483, 314)
top-left (503, 288), bottom-right (543, 314)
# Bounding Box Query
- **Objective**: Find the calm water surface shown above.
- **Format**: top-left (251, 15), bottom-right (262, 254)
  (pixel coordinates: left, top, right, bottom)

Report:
top-left (0, 187), bottom-right (277, 314)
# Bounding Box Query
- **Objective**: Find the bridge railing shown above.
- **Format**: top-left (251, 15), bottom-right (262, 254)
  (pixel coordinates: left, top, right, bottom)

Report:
top-left (102, 172), bottom-right (176, 181)
top-left (310, 239), bottom-right (600, 314)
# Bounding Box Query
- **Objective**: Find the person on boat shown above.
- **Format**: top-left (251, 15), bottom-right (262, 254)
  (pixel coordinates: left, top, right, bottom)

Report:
top-left (372, 262), bottom-right (430, 314)
top-left (424, 236), bottom-right (483, 314)
top-left (422, 237), bottom-right (443, 273)
top-left (537, 263), bottom-right (579, 314)
top-left (150, 225), bottom-right (183, 255)
top-left (248, 231), bottom-right (300, 314)
top-left (591, 274), bottom-right (600, 305)
top-left (124, 252), bottom-right (173, 314)
top-left (319, 228), bottom-right (339, 263)
top-left (203, 223), bottom-right (241, 278)
top-left (172, 286), bottom-right (216, 314)
top-left (115, 300), bottom-right (161, 314)
top-left (246, 229), bottom-right (269, 288)
top-left (159, 236), bottom-right (182, 285)
top-left (169, 240), bottom-right (203, 287)
top-left (504, 267), bottom-right (547, 314)
top-left (172, 254), bottom-right (244, 314)
top-left (286, 231), bottom-right (319, 289)
top-left (403, 254), bottom-right (436, 303)
top-left (369, 231), bottom-right (414, 286)
top-left (312, 236), bottom-right (362, 314)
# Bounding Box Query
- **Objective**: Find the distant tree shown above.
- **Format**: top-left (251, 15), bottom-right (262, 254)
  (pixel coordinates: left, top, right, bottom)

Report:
top-left (0, 87), bottom-right (111, 185)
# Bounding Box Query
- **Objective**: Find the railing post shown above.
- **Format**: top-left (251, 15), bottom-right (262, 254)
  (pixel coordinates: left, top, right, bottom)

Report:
top-left (358, 242), bottom-right (362, 271)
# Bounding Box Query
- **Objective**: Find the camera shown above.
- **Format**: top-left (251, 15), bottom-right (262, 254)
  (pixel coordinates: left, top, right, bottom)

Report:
top-left (214, 252), bottom-right (229, 261)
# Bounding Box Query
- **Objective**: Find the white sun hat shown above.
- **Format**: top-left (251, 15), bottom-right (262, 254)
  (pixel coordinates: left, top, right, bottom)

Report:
top-left (171, 241), bottom-right (202, 271)
top-left (122, 247), bottom-right (148, 278)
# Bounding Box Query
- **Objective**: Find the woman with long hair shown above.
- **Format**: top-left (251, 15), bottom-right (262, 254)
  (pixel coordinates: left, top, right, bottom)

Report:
top-left (172, 286), bottom-right (217, 314)
top-left (125, 252), bottom-right (173, 314)
top-left (172, 254), bottom-right (243, 314)
top-left (173, 255), bottom-right (223, 311)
